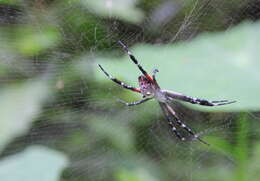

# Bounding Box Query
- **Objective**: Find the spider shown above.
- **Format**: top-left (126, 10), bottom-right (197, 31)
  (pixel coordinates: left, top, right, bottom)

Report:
top-left (98, 41), bottom-right (236, 145)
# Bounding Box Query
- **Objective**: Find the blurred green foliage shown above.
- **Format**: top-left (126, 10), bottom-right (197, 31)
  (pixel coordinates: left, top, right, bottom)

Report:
top-left (0, 0), bottom-right (259, 181)
top-left (0, 146), bottom-right (68, 181)
top-left (80, 0), bottom-right (144, 23)
top-left (0, 79), bottom-right (50, 152)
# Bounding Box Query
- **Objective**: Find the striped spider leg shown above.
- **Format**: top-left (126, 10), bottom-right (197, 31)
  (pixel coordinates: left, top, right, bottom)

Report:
top-left (159, 102), bottom-right (187, 142)
top-left (98, 41), bottom-right (236, 145)
top-left (162, 90), bottom-right (236, 106)
top-left (98, 64), bottom-right (141, 94)
top-left (118, 40), bottom-right (154, 82)
top-left (159, 102), bottom-right (210, 145)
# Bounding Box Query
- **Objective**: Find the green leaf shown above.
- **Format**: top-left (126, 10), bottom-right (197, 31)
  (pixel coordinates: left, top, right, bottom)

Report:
top-left (0, 0), bottom-right (18, 5)
top-left (0, 79), bottom-right (50, 152)
top-left (14, 26), bottom-right (60, 55)
top-left (202, 136), bottom-right (233, 156)
top-left (96, 21), bottom-right (260, 112)
top-left (115, 168), bottom-right (158, 181)
top-left (88, 115), bottom-right (135, 151)
top-left (233, 113), bottom-right (249, 181)
top-left (80, 0), bottom-right (144, 23)
top-left (0, 146), bottom-right (68, 181)
top-left (248, 143), bottom-right (260, 180)
top-left (114, 156), bottom-right (160, 181)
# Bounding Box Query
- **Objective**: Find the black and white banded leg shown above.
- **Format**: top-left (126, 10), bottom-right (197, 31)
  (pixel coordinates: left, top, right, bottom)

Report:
top-left (164, 103), bottom-right (209, 145)
top-left (117, 97), bottom-right (153, 106)
top-left (98, 64), bottom-right (141, 93)
top-left (164, 90), bottom-right (236, 106)
top-left (159, 102), bottom-right (186, 141)
top-left (152, 68), bottom-right (160, 88)
top-left (118, 41), bottom-right (154, 81)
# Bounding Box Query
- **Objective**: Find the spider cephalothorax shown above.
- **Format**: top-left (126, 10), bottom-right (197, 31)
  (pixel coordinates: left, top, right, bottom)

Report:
top-left (138, 75), bottom-right (155, 96)
top-left (98, 41), bottom-right (236, 145)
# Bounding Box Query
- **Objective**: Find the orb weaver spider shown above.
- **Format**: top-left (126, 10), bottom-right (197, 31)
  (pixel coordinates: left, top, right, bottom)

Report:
top-left (98, 41), bottom-right (235, 145)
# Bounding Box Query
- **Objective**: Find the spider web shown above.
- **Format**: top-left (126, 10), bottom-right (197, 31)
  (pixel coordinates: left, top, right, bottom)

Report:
top-left (0, 0), bottom-right (259, 181)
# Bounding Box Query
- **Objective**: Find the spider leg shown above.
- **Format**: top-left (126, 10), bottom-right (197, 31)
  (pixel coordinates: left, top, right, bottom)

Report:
top-left (117, 97), bottom-right (153, 106)
top-left (164, 103), bottom-right (209, 145)
top-left (163, 90), bottom-right (236, 106)
top-left (98, 64), bottom-right (141, 93)
top-left (152, 68), bottom-right (160, 89)
top-left (118, 41), bottom-right (154, 82)
top-left (159, 102), bottom-right (186, 141)
top-left (152, 68), bottom-right (159, 79)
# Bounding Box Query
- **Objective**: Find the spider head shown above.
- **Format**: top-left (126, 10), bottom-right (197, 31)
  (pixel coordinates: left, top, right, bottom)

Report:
top-left (138, 75), bottom-right (155, 96)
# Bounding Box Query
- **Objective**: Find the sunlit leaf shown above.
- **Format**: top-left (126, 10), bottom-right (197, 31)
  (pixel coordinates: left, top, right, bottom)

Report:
top-left (114, 156), bottom-right (160, 181)
top-left (0, 146), bottom-right (68, 181)
top-left (0, 79), bottom-right (50, 152)
top-left (80, 0), bottom-right (144, 23)
top-left (14, 26), bottom-right (60, 55)
top-left (96, 21), bottom-right (260, 112)
top-left (115, 168), bottom-right (158, 181)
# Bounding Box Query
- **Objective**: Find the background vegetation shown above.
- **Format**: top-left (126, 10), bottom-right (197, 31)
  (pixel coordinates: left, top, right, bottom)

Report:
top-left (0, 0), bottom-right (260, 180)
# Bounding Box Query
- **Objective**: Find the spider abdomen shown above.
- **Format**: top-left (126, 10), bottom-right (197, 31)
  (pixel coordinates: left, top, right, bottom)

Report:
top-left (154, 91), bottom-right (169, 103)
